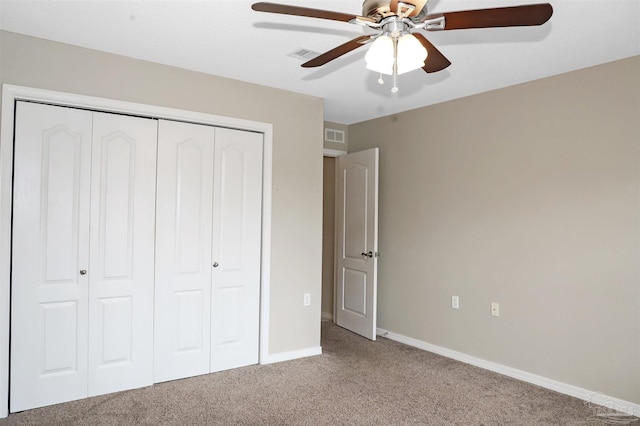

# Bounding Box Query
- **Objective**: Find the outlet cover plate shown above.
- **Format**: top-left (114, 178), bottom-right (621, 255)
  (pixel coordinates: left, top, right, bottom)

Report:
top-left (491, 302), bottom-right (500, 317)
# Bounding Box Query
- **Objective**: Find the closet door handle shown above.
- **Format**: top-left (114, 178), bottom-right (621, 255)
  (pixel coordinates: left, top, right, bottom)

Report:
top-left (212, 262), bottom-right (219, 268)
top-left (80, 270), bottom-right (87, 275)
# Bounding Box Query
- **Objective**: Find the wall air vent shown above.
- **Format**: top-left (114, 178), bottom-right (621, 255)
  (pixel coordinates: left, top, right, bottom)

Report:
top-left (288, 48), bottom-right (320, 61)
top-left (324, 128), bottom-right (345, 144)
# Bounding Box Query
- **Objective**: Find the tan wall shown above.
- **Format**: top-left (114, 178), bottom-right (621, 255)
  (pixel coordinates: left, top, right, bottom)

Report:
top-left (322, 157), bottom-right (336, 319)
top-left (348, 56), bottom-right (640, 404)
top-left (0, 30), bottom-right (324, 355)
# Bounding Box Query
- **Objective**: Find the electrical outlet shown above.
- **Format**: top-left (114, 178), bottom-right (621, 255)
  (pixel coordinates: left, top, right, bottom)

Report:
top-left (491, 302), bottom-right (500, 317)
top-left (303, 293), bottom-right (311, 306)
top-left (451, 296), bottom-right (459, 309)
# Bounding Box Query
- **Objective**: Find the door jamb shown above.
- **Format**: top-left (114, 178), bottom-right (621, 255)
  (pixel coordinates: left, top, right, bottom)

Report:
top-left (0, 84), bottom-right (273, 418)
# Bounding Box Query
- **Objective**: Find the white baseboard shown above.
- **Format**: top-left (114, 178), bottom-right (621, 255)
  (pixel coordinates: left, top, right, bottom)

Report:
top-left (262, 346), bottom-right (322, 365)
top-left (376, 327), bottom-right (640, 417)
top-left (321, 311), bottom-right (333, 321)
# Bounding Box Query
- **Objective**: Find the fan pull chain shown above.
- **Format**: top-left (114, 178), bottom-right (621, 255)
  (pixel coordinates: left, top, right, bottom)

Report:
top-left (378, 73), bottom-right (384, 85)
top-left (391, 36), bottom-right (399, 93)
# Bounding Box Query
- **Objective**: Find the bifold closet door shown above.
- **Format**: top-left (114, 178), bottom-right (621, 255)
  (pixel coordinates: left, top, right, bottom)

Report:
top-left (10, 102), bottom-right (92, 412)
top-left (154, 120), bottom-right (215, 383)
top-left (10, 102), bottom-right (157, 412)
top-left (154, 121), bottom-right (263, 380)
top-left (210, 127), bottom-right (263, 372)
top-left (87, 112), bottom-right (157, 396)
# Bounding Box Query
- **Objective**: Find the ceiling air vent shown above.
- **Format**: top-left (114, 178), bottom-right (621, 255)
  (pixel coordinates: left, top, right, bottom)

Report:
top-left (325, 128), bottom-right (345, 144)
top-left (288, 48), bottom-right (320, 61)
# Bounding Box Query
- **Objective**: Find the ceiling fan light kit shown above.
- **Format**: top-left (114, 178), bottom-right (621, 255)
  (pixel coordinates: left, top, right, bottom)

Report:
top-left (380, 34), bottom-right (427, 74)
top-left (365, 30), bottom-right (429, 75)
top-left (251, 1), bottom-right (553, 93)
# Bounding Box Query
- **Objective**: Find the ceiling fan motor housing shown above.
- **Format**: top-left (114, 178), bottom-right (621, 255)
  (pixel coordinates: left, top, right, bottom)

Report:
top-left (362, 0), bottom-right (397, 21)
top-left (382, 19), bottom-right (410, 37)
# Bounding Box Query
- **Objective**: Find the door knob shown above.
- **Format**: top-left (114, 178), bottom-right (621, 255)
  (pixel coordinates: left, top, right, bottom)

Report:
top-left (213, 262), bottom-right (219, 268)
top-left (80, 270), bottom-right (87, 275)
top-left (361, 251), bottom-right (373, 258)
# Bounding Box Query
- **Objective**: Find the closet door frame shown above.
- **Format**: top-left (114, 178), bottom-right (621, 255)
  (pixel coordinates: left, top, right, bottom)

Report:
top-left (0, 84), bottom-right (274, 419)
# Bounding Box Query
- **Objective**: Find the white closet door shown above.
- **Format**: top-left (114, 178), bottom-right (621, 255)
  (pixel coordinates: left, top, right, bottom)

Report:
top-left (211, 128), bottom-right (263, 372)
top-left (10, 102), bottom-right (93, 412)
top-left (154, 120), bottom-right (215, 383)
top-left (87, 112), bottom-right (157, 396)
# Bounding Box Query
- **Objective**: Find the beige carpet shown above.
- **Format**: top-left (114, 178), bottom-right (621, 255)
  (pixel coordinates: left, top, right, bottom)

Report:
top-left (0, 322), bottom-right (636, 425)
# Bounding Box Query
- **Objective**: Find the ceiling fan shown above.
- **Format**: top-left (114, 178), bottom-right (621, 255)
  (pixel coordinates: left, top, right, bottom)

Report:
top-left (252, 0), bottom-right (553, 92)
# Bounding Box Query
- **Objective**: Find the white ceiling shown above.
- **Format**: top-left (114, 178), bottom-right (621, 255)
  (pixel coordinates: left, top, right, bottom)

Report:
top-left (1, 0), bottom-right (638, 124)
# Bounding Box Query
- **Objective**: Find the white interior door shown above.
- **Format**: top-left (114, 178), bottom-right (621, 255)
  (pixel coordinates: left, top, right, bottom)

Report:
top-left (154, 120), bottom-right (215, 383)
top-left (210, 128), bottom-right (263, 372)
top-left (155, 123), bottom-right (263, 376)
top-left (11, 103), bottom-right (158, 411)
top-left (6, 95), bottom-right (268, 414)
top-left (87, 112), bottom-right (157, 396)
top-left (10, 102), bottom-right (93, 411)
top-left (335, 148), bottom-right (379, 340)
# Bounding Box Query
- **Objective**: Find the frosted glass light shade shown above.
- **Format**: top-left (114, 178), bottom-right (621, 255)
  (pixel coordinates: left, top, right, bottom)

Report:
top-left (396, 34), bottom-right (428, 74)
top-left (365, 34), bottom-right (428, 76)
top-left (365, 36), bottom-right (394, 75)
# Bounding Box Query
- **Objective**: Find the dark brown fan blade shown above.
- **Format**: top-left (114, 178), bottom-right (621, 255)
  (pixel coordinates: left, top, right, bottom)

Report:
top-left (252, 2), bottom-right (359, 22)
top-left (412, 33), bottom-right (451, 73)
top-left (427, 3), bottom-right (553, 30)
top-left (302, 36), bottom-right (371, 68)
top-left (390, 0), bottom-right (428, 17)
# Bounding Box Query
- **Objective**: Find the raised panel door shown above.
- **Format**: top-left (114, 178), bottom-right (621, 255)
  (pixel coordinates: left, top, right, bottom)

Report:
top-left (210, 128), bottom-right (263, 372)
top-left (10, 102), bottom-right (92, 411)
top-left (87, 112), bottom-right (157, 396)
top-left (154, 120), bottom-right (215, 383)
top-left (335, 148), bottom-right (379, 340)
